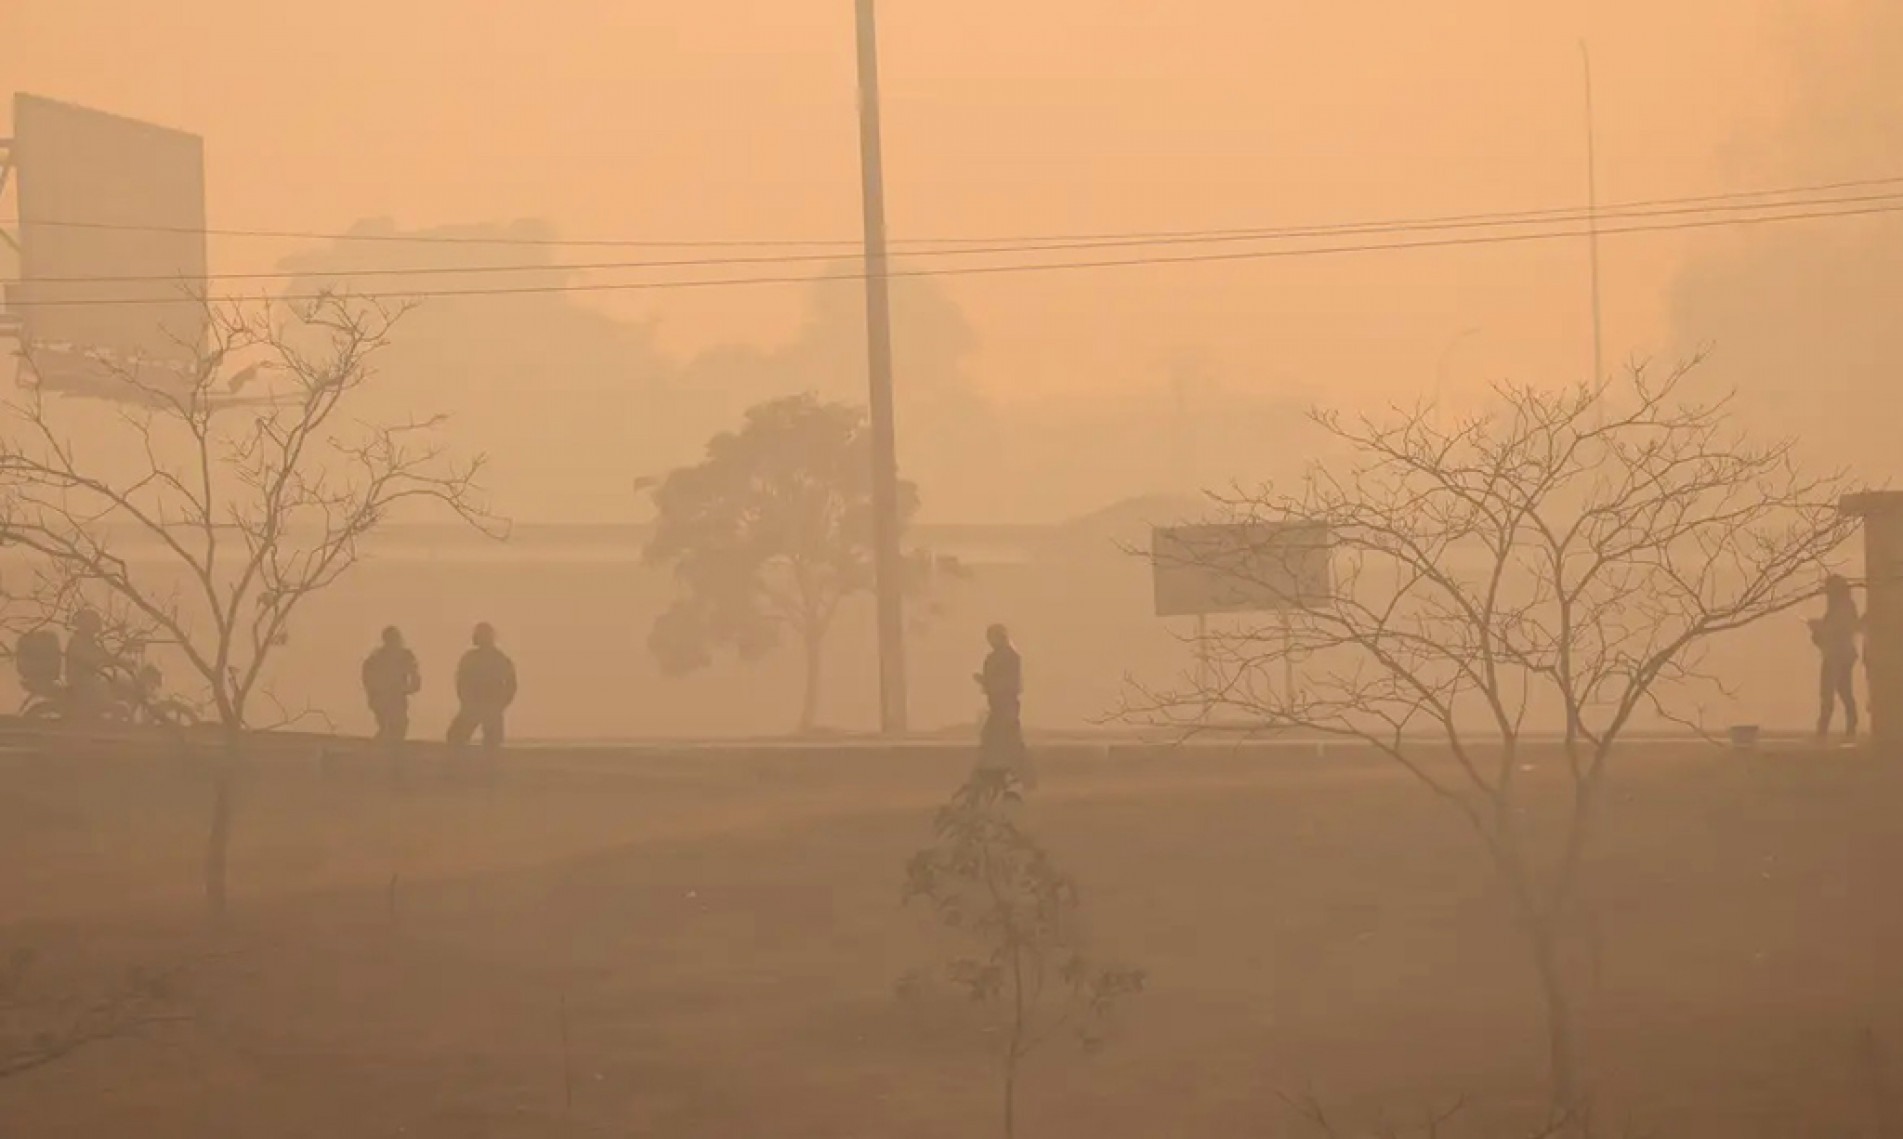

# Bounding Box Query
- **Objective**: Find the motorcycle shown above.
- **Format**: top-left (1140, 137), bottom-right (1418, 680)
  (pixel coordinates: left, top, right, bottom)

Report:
top-left (15, 629), bottom-right (200, 729)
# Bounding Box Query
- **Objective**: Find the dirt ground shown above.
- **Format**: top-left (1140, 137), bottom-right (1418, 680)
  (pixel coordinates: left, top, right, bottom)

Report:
top-left (2, 740), bottom-right (1902, 1137)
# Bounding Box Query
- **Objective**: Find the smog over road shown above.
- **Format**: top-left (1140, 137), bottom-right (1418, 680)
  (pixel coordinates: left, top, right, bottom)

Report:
top-left (1, 2), bottom-right (1900, 1135)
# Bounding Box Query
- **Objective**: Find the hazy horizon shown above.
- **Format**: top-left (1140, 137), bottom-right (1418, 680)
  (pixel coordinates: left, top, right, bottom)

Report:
top-left (11, 0), bottom-right (1900, 523)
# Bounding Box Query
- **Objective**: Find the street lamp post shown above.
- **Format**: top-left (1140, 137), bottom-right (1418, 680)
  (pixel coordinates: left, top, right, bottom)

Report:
top-left (1434, 326), bottom-right (1481, 415)
top-left (854, 0), bottom-right (909, 734)
top-left (1581, 40), bottom-right (1605, 392)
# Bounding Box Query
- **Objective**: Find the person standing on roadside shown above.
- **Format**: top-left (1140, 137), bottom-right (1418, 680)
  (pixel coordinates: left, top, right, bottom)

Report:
top-left (361, 626), bottom-right (422, 747)
top-left (448, 622), bottom-right (517, 759)
top-left (1809, 574), bottom-right (1862, 743)
top-left (974, 623), bottom-right (1035, 788)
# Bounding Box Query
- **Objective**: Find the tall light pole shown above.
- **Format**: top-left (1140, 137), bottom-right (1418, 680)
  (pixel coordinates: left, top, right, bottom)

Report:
top-left (1581, 40), bottom-right (1605, 392)
top-left (1434, 325), bottom-right (1481, 417)
top-left (855, 0), bottom-right (909, 734)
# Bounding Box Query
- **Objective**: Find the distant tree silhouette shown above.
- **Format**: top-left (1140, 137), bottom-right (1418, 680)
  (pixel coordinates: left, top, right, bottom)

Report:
top-left (643, 394), bottom-right (922, 733)
top-left (1, 292), bottom-right (501, 920)
top-left (1123, 359), bottom-right (1858, 1128)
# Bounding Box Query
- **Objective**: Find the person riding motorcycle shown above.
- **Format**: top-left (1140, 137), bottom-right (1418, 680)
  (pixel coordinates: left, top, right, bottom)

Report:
top-left (63, 609), bottom-right (119, 721)
top-left (14, 611), bottom-right (187, 725)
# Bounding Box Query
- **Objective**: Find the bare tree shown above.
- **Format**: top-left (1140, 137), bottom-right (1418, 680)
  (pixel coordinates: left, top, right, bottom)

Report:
top-left (0, 292), bottom-right (502, 917)
top-left (1123, 361), bottom-right (1856, 1124)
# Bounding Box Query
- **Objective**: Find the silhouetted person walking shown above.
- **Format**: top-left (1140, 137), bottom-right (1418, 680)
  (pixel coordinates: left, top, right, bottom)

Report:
top-left (361, 627), bottom-right (421, 747)
top-left (974, 623), bottom-right (1034, 788)
top-left (448, 622), bottom-right (516, 760)
top-left (1809, 574), bottom-right (1862, 743)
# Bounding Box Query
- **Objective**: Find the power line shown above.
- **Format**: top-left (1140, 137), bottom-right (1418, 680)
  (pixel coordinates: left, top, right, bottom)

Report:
top-left (3, 173), bottom-right (1900, 253)
top-left (19, 187), bottom-right (1903, 286)
top-left (7, 198), bottom-right (1900, 309)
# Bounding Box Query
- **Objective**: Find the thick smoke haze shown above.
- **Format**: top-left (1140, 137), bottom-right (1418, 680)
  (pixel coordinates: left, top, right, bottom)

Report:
top-left (1672, 0), bottom-right (1903, 478)
top-left (5, 5), bottom-right (1903, 1139)
top-left (8, 0), bottom-right (1835, 526)
top-left (273, 222), bottom-right (1333, 522)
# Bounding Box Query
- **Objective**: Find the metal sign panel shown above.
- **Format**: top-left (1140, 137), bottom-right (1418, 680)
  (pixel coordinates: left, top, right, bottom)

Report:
top-left (10, 94), bottom-right (207, 396)
top-left (1151, 521), bottom-right (1332, 617)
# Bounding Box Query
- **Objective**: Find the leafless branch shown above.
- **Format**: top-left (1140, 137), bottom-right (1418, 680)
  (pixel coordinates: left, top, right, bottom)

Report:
top-left (1123, 360), bottom-right (1862, 1118)
top-left (0, 292), bottom-right (502, 731)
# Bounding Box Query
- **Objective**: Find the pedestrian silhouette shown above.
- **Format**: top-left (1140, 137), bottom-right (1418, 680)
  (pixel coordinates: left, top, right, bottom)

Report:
top-left (448, 622), bottom-right (517, 758)
top-left (361, 626), bottom-right (421, 747)
top-left (1809, 574), bottom-right (1862, 742)
top-left (974, 623), bottom-right (1034, 788)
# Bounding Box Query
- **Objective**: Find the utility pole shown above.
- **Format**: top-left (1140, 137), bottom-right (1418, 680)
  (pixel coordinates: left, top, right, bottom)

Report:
top-left (1433, 325), bottom-right (1481, 419)
top-left (854, 0), bottom-right (909, 734)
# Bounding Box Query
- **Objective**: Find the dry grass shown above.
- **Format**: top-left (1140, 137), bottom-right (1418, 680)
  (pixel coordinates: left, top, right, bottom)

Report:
top-left (1, 741), bottom-right (1900, 1137)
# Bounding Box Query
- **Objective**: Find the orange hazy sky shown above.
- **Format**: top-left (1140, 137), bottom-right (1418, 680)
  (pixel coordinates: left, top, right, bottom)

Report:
top-left (1, 1), bottom-right (1866, 454)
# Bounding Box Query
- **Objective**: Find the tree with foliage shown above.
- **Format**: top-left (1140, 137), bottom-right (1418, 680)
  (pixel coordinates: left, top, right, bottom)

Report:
top-left (1124, 361), bottom-right (1856, 1127)
top-left (643, 393), bottom-right (924, 733)
top-left (903, 770), bottom-right (1146, 1138)
top-left (2, 293), bottom-right (500, 918)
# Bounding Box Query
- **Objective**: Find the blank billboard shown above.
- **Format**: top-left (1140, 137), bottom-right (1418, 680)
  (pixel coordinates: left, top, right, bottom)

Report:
top-left (1152, 521), bottom-right (1333, 617)
top-left (11, 94), bottom-right (207, 395)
